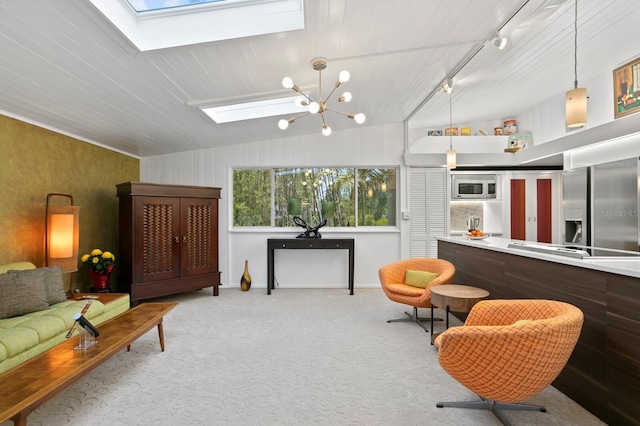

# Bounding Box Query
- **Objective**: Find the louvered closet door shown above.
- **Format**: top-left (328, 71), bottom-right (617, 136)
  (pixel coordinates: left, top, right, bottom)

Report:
top-left (409, 168), bottom-right (447, 258)
top-left (135, 196), bottom-right (181, 283)
top-left (180, 198), bottom-right (218, 277)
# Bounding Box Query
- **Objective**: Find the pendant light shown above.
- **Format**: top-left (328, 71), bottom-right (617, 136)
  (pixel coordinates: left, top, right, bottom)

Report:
top-left (566, 0), bottom-right (587, 128)
top-left (446, 90), bottom-right (456, 169)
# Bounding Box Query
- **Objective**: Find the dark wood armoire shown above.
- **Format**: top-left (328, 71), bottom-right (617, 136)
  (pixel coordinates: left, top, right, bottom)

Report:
top-left (116, 182), bottom-right (221, 305)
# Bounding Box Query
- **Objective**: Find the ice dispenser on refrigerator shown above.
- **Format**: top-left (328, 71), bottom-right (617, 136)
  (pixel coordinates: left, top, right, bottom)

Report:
top-left (562, 168), bottom-right (589, 246)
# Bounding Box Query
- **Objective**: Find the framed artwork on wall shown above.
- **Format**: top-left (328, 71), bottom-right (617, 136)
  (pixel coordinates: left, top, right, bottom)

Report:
top-left (613, 57), bottom-right (640, 119)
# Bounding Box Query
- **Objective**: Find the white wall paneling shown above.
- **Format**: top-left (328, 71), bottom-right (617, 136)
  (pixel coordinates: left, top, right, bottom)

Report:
top-left (140, 123), bottom-right (406, 288)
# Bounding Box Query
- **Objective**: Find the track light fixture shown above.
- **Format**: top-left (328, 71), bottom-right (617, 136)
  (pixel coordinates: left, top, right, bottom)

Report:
top-left (442, 78), bottom-right (453, 94)
top-left (566, 0), bottom-right (587, 128)
top-left (278, 57), bottom-right (365, 136)
top-left (493, 32), bottom-right (508, 50)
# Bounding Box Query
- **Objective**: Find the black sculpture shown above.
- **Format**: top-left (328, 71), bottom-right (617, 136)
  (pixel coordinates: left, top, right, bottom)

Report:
top-left (293, 216), bottom-right (327, 239)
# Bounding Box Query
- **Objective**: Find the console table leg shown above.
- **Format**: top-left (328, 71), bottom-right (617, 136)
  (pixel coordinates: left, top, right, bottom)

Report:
top-left (349, 246), bottom-right (354, 295)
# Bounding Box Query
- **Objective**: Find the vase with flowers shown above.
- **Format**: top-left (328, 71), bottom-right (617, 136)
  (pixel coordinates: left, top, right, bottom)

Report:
top-left (81, 248), bottom-right (115, 290)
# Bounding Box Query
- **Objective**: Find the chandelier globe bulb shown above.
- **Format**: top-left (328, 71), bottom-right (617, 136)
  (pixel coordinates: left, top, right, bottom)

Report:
top-left (282, 77), bottom-right (294, 89)
top-left (354, 113), bottom-right (366, 124)
top-left (308, 101), bottom-right (320, 114)
top-left (278, 119), bottom-right (289, 130)
top-left (338, 70), bottom-right (350, 83)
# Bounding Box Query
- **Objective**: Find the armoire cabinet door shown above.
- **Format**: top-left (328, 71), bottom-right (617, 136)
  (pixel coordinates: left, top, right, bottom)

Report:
top-left (180, 197), bottom-right (218, 277)
top-left (134, 196), bottom-right (181, 283)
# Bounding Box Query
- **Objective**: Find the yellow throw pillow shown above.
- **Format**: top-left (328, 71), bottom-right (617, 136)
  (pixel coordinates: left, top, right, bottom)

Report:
top-left (404, 270), bottom-right (439, 288)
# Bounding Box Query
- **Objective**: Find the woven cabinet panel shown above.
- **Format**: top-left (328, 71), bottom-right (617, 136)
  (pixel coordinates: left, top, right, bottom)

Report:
top-left (142, 203), bottom-right (174, 275)
top-left (185, 204), bottom-right (211, 270)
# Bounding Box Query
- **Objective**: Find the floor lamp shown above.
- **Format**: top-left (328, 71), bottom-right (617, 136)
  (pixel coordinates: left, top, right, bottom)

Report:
top-left (45, 193), bottom-right (80, 293)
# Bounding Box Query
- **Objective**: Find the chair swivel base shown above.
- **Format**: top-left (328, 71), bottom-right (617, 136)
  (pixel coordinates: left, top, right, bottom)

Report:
top-left (437, 396), bottom-right (546, 426)
top-left (387, 306), bottom-right (442, 332)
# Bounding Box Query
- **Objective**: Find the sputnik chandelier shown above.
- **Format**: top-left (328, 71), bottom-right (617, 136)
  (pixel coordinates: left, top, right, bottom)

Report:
top-left (278, 57), bottom-right (365, 136)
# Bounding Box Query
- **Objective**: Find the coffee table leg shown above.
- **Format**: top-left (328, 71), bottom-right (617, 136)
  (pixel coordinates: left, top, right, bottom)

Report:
top-left (445, 305), bottom-right (450, 329)
top-left (157, 319), bottom-right (165, 352)
top-left (12, 411), bottom-right (27, 426)
top-left (430, 304), bottom-right (434, 335)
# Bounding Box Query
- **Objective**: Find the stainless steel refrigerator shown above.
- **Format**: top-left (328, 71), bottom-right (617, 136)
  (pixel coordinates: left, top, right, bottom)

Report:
top-left (591, 157), bottom-right (639, 252)
top-left (563, 157), bottom-right (640, 253)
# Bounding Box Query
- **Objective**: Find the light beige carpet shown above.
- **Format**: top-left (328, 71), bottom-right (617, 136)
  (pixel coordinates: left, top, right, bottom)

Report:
top-left (3, 288), bottom-right (605, 425)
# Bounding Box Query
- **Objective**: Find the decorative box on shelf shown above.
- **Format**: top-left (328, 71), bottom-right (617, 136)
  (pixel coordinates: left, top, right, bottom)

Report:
top-left (504, 132), bottom-right (533, 152)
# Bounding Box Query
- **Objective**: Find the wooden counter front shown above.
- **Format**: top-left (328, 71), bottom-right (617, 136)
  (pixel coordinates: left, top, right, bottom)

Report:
top-left (438, 239), bottom-right (640, 426)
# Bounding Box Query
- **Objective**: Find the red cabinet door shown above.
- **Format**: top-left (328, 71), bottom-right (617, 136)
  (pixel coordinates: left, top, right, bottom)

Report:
top-left (510, 177), bottom-right (552, 243)
top-left (510, 179), bottom-right (526, 240)
top-left (536, 178), bottom-right (552, 243)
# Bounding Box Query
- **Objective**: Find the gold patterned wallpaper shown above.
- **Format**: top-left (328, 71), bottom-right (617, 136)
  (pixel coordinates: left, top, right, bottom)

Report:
top-left (0, 114), bottom-right (139, 291)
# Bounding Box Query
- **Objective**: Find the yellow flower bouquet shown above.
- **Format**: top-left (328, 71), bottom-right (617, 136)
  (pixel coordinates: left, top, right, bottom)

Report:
top-left (80, 248), bottom-right (115, 274)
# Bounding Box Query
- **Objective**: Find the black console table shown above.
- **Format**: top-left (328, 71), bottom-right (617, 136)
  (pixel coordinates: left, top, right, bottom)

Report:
top-left (267, 238), bottom-right (355, 295)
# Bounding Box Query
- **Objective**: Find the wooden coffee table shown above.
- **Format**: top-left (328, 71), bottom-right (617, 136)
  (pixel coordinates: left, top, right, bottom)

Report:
top-left (430, 285), bottom-right (489, 344)
top-left (0, 302), bottom-right (177, 426)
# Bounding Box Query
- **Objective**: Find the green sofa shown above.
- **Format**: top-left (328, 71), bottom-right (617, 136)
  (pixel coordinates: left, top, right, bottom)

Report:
top-left (0, 262), bottom-right (129, 374)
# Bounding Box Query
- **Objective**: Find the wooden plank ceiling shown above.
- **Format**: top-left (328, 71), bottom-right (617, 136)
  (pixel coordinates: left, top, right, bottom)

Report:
top-left (0, 0), bottom-right (638, 157)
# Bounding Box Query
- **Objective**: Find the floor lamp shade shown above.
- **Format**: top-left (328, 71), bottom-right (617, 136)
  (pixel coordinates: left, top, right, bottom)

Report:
top-left (46, 204), bottom-right (80, 273)
top-left (566, 87), bottom-right (587, 128)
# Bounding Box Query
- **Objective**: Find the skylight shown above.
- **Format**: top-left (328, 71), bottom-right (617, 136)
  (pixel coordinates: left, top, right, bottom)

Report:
top-left (89, 0), bottom-right (304, 51)
top-left (125, 0), bottom-right (223, 13)
top-left (201, 96), bottom-right (305, 124)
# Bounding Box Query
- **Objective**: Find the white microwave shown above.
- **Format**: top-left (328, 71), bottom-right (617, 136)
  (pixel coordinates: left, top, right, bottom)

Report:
top-left (452, 174), bottom-right (497, 199)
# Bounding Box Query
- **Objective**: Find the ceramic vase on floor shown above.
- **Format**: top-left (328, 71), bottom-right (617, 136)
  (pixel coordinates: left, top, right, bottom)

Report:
top-left (241, 260), bottom-right (251, 291)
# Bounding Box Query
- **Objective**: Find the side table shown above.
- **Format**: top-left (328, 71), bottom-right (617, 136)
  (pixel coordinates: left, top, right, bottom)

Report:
top-left (267, 238), bottom-right (354, 295)
top-left (430, 285), bottom-right (489, 344)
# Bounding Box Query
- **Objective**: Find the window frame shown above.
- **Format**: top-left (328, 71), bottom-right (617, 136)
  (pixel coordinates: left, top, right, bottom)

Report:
top-left (230, 166), bottom-right (399, 232)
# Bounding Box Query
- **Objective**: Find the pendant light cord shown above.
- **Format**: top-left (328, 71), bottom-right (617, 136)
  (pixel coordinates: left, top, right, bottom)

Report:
top-left (573, 0), bottom-right (578, 89)
top-left (449, 92), bottom-right (453, 150)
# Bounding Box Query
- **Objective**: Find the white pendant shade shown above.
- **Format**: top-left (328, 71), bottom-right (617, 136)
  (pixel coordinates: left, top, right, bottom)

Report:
top-left (566, 87), bottom-right (587, 128)
top-left (446, 149), bottom-right (457, 169)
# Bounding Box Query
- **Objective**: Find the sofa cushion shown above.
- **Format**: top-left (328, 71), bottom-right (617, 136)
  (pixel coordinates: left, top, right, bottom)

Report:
top-left (43, 301), bottom-right (106, 329)
top-left (0, 327), bottom-right (40, 358)
top-left (13, 315), bottom-right (66, 343)
top-left (0, 262), bottom-right (36, 275)
top-left (8, 266), bottom-right (68, 305)
top-left (0, 270), bottom-right (49, 318)
top-left (0, 274), bottom-right (12, 319)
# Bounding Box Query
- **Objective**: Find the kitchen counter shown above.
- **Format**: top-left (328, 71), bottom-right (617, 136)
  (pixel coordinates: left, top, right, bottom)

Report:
top-left (436, 235), bottom-right (640, 278)
top-left (436, 236), bottom-right (640, 425)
